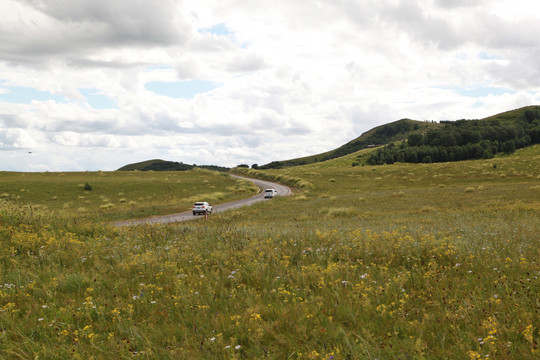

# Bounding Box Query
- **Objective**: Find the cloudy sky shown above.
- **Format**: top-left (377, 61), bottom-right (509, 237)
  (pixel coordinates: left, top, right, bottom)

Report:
top-left (1, 0), bottom-right (539, 171)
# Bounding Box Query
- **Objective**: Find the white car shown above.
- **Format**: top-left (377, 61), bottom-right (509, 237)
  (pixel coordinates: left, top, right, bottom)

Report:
top-left (193, 202), bottom-right (212, 215)
top-left (264, 189), bottom-right (278, 198)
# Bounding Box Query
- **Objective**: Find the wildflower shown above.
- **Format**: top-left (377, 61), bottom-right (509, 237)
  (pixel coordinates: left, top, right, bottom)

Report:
top-left (523, 324), bottom-right (534, 343)
top-left (235, 345), bottom-right (241, 350)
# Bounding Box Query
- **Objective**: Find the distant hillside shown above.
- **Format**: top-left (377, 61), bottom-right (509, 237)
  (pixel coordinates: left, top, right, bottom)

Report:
top-left (260, 119), bottom-right (442, 169)
top-left (117, 159), bottom-right (229, 172)
top-left (367, 105), bottom-right (540, 165)
top-left (260, 106), bottom-right (540, 169)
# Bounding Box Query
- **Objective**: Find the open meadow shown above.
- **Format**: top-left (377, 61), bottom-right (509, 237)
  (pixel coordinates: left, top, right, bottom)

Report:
top-left (1, 146), bottom-right (539, 359)
top-left (0, 168), bottom-right (257, 222)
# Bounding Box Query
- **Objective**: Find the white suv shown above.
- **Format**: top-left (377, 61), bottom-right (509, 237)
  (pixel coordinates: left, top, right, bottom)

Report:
top-left (193, 202), bottom-right (212, 215)
top-left (264, 189), bottom-right (277, 198)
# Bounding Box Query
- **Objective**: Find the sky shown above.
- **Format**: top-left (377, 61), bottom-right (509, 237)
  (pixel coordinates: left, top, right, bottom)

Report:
top-left (1, 0), bottom-right (540, 171)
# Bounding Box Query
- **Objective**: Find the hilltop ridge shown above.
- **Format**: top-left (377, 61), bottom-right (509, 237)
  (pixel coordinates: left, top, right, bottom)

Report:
top-left (117, 160), bottom-right (229, 172)
top-left (118, 106), bottom-right (540, 171)
top-left (260, 105), bottom-right (540, 169)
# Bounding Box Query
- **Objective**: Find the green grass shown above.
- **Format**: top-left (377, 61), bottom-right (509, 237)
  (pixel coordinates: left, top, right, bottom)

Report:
top-left (0, 169), bottom-right (257, 222)
top-left (1, 146), bottom-right (539, 359)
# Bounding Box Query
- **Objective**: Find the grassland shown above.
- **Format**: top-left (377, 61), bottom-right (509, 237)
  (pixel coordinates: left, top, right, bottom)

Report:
top-left (1, 146), bottom-right (539, 359)
top-left (0, 168), bottom-right (257, 222)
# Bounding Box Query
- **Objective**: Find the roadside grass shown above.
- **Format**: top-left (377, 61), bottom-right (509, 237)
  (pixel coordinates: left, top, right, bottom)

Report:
top-left (0, 146), bottom-right (539, 359)
top-left (0, 169), bottom-right (256, 222)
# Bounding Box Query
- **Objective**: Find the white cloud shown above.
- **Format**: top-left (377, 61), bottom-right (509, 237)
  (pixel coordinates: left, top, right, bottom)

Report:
top-left (0, 128), bottom-right (40, 149)
top-left (0, 0), bottom-right (539, 171)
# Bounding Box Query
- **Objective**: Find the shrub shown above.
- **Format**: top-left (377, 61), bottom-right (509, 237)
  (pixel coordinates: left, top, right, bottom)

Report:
top-left (420, 205), bottom-right (436, 212)
top-left (322, 207), bottom-right (357, 217)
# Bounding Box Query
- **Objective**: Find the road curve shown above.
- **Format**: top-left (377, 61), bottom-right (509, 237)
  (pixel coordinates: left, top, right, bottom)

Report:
top-left (113, 174), bottom-right (291, 226)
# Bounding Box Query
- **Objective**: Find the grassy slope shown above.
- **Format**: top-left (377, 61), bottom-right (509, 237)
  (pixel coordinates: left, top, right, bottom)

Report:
top-left (261, 105), bottom-right (540, 169)
top-left (261, 119), bottom-right (442, 168)
top-left (481, 105), bottom-right (540, 122)
top-left (1, 146), bottom-right (539, 359)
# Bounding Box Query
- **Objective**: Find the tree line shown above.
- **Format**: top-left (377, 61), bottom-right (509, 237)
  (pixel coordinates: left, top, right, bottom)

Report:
top-left (125, 161), bottom-right (230, 172)
top-left (367, 109), bottom-right (540, 165)
top-left (260, 119), bottom-right (433, 169)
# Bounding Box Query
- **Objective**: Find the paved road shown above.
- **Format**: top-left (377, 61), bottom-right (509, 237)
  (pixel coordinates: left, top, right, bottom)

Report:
top-left (114, 174), bottom-right (291, 226)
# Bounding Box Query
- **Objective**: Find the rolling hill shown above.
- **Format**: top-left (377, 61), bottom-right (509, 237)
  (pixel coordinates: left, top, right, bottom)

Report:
top-left (260, 105), bottom-right (540, 169)
top-left (119, 106), bottom-right (540, 172)
top-left (117, 159), bottom-right (229, 172)
top-left (260, 119), bottom-right (442, 169)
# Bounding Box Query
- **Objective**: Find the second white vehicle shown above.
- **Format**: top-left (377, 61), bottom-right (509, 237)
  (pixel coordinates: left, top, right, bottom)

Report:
top-left (264, 189), bottom-right (278, 198)
top-left (193, 202), bottom-right (212, 215)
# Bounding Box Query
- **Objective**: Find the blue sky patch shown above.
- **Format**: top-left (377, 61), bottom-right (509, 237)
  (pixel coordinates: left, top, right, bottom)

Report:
top-left (145, 80), bottom-right (218, 99)
top-left (199, 23), bottom-right (232, 36)
top-left (0, 84), bottom-right (66, 104)
top-left (456, 86), bottom-right (516, 97)
top-left (79, 88), bottom-right (118, 109)
top-left (479, 52), bottom-right (503, 60)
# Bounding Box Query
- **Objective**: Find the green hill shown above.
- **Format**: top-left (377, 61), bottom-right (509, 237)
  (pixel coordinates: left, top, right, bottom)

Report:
top-left (261, 105), bottom-right (540, 169)
top-left (368, 105), bottom-right (540, 165)
top-left (117, 159), bottom-right (193, 171)
top-left (117, 160), bottom-right (229, 172)
top-left (260, 119), bottom-right (442, 169)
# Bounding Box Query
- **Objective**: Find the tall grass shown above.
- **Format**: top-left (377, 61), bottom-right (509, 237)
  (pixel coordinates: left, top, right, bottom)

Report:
top-left (1, 146), bottom-right (539, 359)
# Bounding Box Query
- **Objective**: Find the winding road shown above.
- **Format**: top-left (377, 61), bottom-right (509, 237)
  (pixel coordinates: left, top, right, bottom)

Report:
top-left (114, 175), bottom-right (291, 226)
